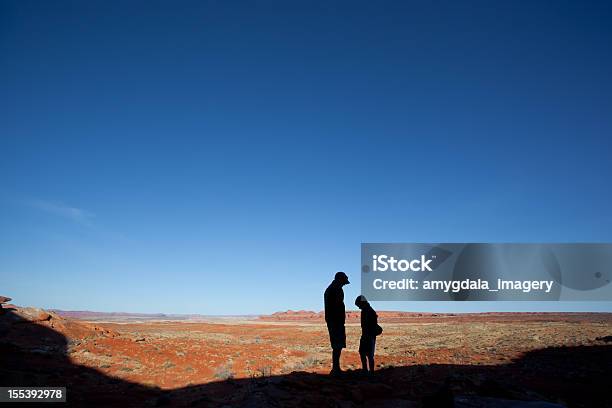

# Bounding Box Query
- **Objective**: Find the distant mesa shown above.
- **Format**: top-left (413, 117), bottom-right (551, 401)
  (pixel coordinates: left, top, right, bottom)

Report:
top-left (259, 309), bottom-right (604, 324)
top-left (270, 309), bottom-right (319, 317)
top-left (53, 310), bottom-right (169, 320)
top-left (260, 309), bottom-right (437, 322)
top-left (50, 310), bottom-right (240, 322)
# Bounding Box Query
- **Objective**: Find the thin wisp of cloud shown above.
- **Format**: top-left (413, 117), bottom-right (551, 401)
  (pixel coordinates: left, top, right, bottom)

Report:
top-left (25, 199), bottom-right (95, 226)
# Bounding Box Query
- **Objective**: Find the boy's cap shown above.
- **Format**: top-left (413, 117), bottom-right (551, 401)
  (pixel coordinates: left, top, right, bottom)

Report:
top-left (335, 271), bottom-right (350, 284)
top-left (355, 295), bottom-right (368, 305)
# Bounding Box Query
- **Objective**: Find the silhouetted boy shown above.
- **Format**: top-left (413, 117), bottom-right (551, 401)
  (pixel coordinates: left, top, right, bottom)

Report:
top-left (355, 295), bottom-right (381, 373)
top-left (324, 271), bottom-right (350, 375)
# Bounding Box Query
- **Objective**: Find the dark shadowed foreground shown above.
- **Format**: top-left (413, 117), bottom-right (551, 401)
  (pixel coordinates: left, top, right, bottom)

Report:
top-left (1, 306), bottom-right (611, 407)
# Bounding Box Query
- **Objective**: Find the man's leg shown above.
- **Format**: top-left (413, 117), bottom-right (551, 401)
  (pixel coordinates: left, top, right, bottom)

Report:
top-left (332, 348), bottom-right (341, 372)
top-left (360, 352), bottom-right (367, 371)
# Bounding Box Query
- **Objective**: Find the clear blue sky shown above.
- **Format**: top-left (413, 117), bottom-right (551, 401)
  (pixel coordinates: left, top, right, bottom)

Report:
top-left (1, 1), bottom-right (611, 314)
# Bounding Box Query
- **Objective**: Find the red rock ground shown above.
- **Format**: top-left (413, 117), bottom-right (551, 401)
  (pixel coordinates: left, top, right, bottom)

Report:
top-left (1, 304), bottom-right (611, 407)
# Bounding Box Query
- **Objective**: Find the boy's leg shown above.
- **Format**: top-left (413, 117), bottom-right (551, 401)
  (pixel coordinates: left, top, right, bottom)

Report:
top-left (360, 352), bottom-right (368, 371)
top-left (359, 337), bottom-right (369, 372)
top-left (368, 337), bottom-right (376, 372)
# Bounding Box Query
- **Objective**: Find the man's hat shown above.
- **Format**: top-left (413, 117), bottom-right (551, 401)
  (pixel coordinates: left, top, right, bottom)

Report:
top-left (335, 271), bottom-right (350, 284)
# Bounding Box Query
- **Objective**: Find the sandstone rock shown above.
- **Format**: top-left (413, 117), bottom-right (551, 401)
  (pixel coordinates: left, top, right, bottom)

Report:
top-left (13, 307), bottom-right (53, 322)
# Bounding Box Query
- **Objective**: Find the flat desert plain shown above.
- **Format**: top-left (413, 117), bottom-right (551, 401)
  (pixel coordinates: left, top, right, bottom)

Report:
top-left (1, 306), bottom-right (611, 407)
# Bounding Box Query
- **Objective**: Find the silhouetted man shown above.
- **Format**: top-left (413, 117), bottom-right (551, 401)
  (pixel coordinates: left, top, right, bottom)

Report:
top-left (324, 271), bottom-right (349, 375)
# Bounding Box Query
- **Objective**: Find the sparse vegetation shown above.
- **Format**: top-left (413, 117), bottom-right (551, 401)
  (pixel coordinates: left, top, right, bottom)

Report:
top-left (281, 355), bottom-right (322, 373)
top-left (23, 309), bottom-right (610, 396)
top-left (213, 362), bottom-right (234, 380)
top-left (257, 365), bottom-right (272, 377)
top-left (302, 355), bottom-right (321, 367)
top-left (162, 361), bottom-right (176, 369)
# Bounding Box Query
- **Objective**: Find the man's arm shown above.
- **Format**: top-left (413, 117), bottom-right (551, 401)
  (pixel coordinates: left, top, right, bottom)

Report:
top-left (325, 287), bottom-right (344, 324)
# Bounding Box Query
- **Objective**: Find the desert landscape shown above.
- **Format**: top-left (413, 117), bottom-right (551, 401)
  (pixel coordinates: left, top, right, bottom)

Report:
top-left (1, 300), bottom-right (611, 407)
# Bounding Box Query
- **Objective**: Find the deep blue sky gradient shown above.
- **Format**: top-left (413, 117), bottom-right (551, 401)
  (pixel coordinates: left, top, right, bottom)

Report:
top-left (1, 1), bottom-right (612, 314)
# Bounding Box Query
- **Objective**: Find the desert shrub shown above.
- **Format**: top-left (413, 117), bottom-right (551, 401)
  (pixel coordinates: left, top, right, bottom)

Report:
top-left (302, 355), bottom-right (320, 367)
top-left (257, 366), bottom-right (272, 377)
top-left (281, 355), bottom-right (321, 373)
top-left (281, 361), bottom-right (302, 374)
top-left (214, 362), bottom-right (234, 380)
top-left (162, 361), bottom-right (175, 369)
